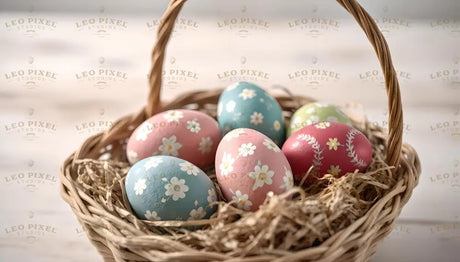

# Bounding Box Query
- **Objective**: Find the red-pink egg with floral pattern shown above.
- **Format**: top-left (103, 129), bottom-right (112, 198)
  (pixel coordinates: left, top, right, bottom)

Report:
top-left (126, 109), bottom-right (221, 168)
top-left (282, 121), bottom-right (372, 185)
top-left (215, 128), bottom-right (293, 211)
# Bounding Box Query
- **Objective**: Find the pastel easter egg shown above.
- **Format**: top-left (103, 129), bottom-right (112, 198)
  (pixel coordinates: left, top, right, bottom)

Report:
top-left (126, 109), bottom-right (220, 168)
top-left (125, 156), bottom-right (218, 222)
top-left (217, 82), bottom-right (285, 145)
top-left (215, 128), bottom-right (293, 211)
top-left (282, 122), bottom-right (372, 185)
top-left (287, 102), bottom-right (352, 137)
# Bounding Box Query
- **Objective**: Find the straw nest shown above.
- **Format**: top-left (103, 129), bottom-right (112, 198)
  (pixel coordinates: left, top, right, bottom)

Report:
top-left (60, 93), bottom-right (420, 261)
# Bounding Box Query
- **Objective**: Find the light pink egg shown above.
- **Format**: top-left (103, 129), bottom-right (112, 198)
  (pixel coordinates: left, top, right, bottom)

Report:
top-left (215, 128), bottom-right (293, 211)
top-left (126, 109), bottom-right (221, 168)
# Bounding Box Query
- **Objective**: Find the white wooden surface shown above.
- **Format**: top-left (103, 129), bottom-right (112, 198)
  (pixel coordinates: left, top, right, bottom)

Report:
top-left (0, 2), bottom-right (459, 261)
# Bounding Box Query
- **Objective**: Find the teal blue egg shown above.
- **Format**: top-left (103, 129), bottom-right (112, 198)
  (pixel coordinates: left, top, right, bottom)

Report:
top-left (217, 82), bottom-right (285, 145)
top-left (125, 156), bottom-right (218, 222)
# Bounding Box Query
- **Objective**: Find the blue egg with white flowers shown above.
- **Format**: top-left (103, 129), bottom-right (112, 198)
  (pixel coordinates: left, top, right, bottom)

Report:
top-left (125, 156), bottom-right (218, 222)
top-left (217, 82), bottom-right (285, 145)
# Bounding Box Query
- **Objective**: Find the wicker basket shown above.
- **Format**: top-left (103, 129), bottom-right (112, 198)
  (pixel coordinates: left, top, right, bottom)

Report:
top-left (59, 0), bottom-right (421, 261)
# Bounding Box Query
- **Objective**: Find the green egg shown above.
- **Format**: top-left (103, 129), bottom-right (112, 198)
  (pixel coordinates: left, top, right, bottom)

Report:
top-left (287, 102), bottom-right (352, 137)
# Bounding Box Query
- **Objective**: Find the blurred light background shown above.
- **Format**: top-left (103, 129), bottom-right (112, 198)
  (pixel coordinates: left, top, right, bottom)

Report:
top-left (0, 0), bottom-right (458, 261)
top-left (1, 0), bottom-right (459, 18)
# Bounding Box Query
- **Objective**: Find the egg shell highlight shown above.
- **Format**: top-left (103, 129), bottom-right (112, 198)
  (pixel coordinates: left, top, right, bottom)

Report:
top-left (125, 156), bottom-right (218, 222)
top-left (126, 109), bottom-right (221, 168)
top-left (287, 102), bottom-right (353, 137)
top-left (215, 128), bottom-right (293, 211)
top-left (282, 121), bottom-right (372, 185)
top-left (217, 82), bottom-right (285, 145)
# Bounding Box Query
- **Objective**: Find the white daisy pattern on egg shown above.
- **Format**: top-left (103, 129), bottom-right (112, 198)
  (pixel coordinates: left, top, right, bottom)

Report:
top-left (291, 115), bottom-right (303, 129)
top-left (224, 129), bottom-right (245, 141)
top-left (328, 165), bottom-right (341, 176)
top-left (309, 115), bottom-right (320, 124)
top-left (134, 178), bottom-right (147, 195)
top-left (263, 138), bottom-right (281, 152)
top-left (127, 150), bottom-right (138, 163)
top-left (163, 110), bottom-right (184, 123)
top-left (226, 100), bottom-right (236, 112)
top-left (232, 190), bottom-right (253, 211)
top-left (280, 167), bottom-right (293, 190)
top-left (198, 136), bottom-right (213, 154)
top-left (207, 188), bottom-right (217, 203)
top-left (315, 122), bottom-right (331, 129)
top-left (238, 143), bottom-right (256, 157)
top-left (273, 120), bottom-right (281, 131)
top-left (239, 88), bottom-right (256, 100)
top-left (179, 162), bottom-right (200, 176)
top-left (135, 122), bottom-right (153, 141)
top-left (144, 210), bottom-right (161, 221)
top-left (158, 135), bottom-right (182, 156)
top-left (186, 118), bottom-right (201, 133)
top-left (188, 207), bottom-right (206, 220)
top-left (144, 157), bottom-right (163, 170)
top-left (248, 163), bottom-right (275, 191)
top-left (164, 177), bottom-right (189, 201)
top-left (250, 112), bottom-right (264, 125)
top-left (219, 152), bottom-right (235, 176)
top-left (305, 107), bottom-right (316, 114)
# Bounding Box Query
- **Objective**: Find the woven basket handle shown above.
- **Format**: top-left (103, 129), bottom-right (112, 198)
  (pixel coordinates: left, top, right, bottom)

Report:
top-left (146, 0), bottom-right (403, 171)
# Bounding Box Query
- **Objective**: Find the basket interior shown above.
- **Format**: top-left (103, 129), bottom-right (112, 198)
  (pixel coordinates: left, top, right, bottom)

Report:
top-left (63, 92), bottom-right (418, 258)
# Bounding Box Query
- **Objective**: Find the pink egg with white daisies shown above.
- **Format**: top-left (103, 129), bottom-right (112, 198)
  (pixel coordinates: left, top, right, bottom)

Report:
top-left (215, 128), bottom-right (293, 211)
top-left (126, 109), bottom-right (221, 168)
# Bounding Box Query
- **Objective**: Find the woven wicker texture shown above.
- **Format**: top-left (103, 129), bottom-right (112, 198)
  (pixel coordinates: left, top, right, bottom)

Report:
top-left (59, 0), bottom-right (421, 261)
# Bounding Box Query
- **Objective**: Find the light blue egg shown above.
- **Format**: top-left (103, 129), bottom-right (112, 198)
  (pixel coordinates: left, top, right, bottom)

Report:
top-left (125, 156), bottom-right (218, 222)
top-left (217, 82), bottom-right (285, 145)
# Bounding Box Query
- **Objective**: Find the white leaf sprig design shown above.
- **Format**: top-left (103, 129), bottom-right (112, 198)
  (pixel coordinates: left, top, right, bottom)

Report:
top-left (345, 129), bottom-right (367, 167)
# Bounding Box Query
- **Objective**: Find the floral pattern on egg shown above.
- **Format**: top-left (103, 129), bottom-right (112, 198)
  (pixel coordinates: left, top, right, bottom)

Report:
top-left (215, 128), bottom-right (293, 211)
top-left (217, 82), bottom-right (286, 145)
top-left (126, 109), bottom-right (221, 168)
top-left (125, 156), bottom-right (218, 222)
top-left (282, 121), bottom-right (372, 185)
